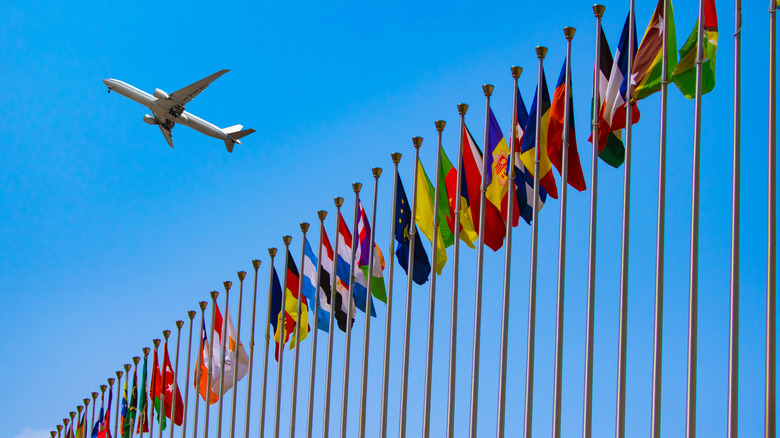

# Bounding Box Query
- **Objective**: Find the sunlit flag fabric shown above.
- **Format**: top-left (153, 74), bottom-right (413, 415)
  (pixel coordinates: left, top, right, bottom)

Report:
top-left (135, 354), bottom-right (149, 433)
top-left (394, 171), bottom-right (431, 285)
top-left (209, 304), bottom-right (250, 394)
top-left (335, 212), bottom-right (366, 318)
top-left (628, 0), bottom-right (677, 101)
top-left (513, 87), bottom-right (547, 224)
top-left (415, 158), bottom-right (448, 274)
top-left (160, 343), bottom-right (184, 425)
top-left (196, 313), bottom-right (218, 404)
top-left (65, 419), bottom-right (75, 438)
top-left (483, 108), bottom-right (513, 250)
top-left (150, 347), bottom-right (166, 430)
top-left (122, 367), bottom-right (137, 437)
top-left (440, 144), bottom-right (478, 248)
top-left (119, 371), bottom-right (128, 437)
top-left (597, 13), bottom-right (640, 168)
top-left (269, 266), bottom-right (289, 361)
top-left (547, 60), bottom-right (587, 192)
top-left (461, 123), bottom-right (493, 238)
top-left (283, 250), bottom-right (311, 347)
top-left (354, 199), bottom-right (387, 312)
top-left (320, 227), bottom-right (353, 331)
top-left (75, 412), bottom-right (86, 438)
top-left (302, 236), bottom-right (332, 332)
top-left (96, 386), bottom-right (112, 438)
top-left (519, 67), bottom-right (559, 200)
top-left (671, 0), bottom-right (718, 99)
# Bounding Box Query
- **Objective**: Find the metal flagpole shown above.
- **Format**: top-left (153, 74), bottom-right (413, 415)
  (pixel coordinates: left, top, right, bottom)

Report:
top-left (69, 411), bottom-right (76, 438)
top-left (160, 331), bottom-right (171, 438)
top-left (130, 359), bottom-right (139, 438)
top-left (358, 168), bottom-right (383, 438)
top-left (468, 84), bottom-right (494, 438)
top-left (523, 47), bottom-right (546, 438)
top-left (290, 224), bottom-right (311, 437)
top-left (380, 153), bottom-right (401, 438)
top-left (170, 321), bottom-right (184, 438)
top-left (728, 2), bottom-right (742, 437)
top-left (685, 0), bottom-right (705, 436)
top-left (245, 259), bottom-right (262, 438)
top-left (339, 183), bottom-right (363, 438)
top-left (57, 425), bottom-right (62, 438)
top-left (115, 370), bottom-right (124, 438)
top-left (63, 419), bottom-right (69, 438)
top-left (205, 291), bottom-right (220, 438)
top-left (151, 340), bottom-right (160, 438)
top-left (229, 272), bottom-right (247, 438)
top-left (261, 250), bottom-right (279, 438)
top-left (651, 1), bottom-right (671, 436)
top-left (77, 406), bottom-right (84, 438)
top-left (124, 363), bottom-right (133, 438)
top-left (91, 391), bottom-right (99, 438)
top-left (615, 0), bottom-right (635, 434)
top-left (323, 197), bottom-right (344, 438)
top-left (140, 348), bottom-right (150, 438)
top-left (217, 281), bottom-right (233, 438)
top-left (181, 311), bottom-right (196, 438)
top-left (306, 211), bottom-right (327, 438)
top-left (398, 137), bottom-right (423, 438)
top-left (583, 7), bottom-right (604, 438)
top-left (193, 301), bottom-right (209, 438)
top-left (422, 121), bottom-right (446, 438)
top-left (497, 66), bottom-right (522, 438)
top-left (446, 104), bottom-right (468, 438)
top-left (768, 0), bottom-right (778, 436)
top-left (274, 236), bottom-right (293, 438)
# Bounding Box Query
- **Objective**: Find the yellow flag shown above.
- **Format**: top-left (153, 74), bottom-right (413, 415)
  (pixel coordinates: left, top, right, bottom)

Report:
top-left (415, 159), bottom-right (447, 275)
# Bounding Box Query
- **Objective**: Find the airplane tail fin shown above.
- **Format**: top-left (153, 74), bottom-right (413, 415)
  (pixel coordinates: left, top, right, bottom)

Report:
top-left (223, 128), bottom-right (256, 152)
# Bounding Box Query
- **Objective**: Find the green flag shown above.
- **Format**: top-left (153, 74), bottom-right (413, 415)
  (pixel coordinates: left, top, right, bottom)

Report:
top-left (136, 356), bottom-right (149, 434)
top-left (122, 369), bottom-right (138, 437)
top-left (671, 0), bottom-right (718, 99)
top-left (415, 158), bottom-right (448, 275)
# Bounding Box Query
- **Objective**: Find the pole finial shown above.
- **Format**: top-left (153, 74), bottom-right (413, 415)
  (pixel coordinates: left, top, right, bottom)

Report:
top-left (199, 301), bottom-right (208, 310)
top-left (511, 66), bottom-right (523, 79)
top-left (115, 370), bottom-right (123, 379)
top-left (176, 320), bottom-right (184, 329)
top-left (564, 27), bottom-right (576, 39)
top-left (252, 259), bottom-right (261, 269)
top-left (56, 426), bottom-right (63, 433)
top-left (482, 84), bottom-right (494, 96)
top-left (593, 4), bottom-right (606, 18)
top-left (372, 167), bottom-right (383, 178)
top-left (412, 136), bottom-right (423, 148)
top-left (153, 339), bottom-right (161, 347)
top-left (536, 46), bottom-right (548, 58)
top-left (51, 431), bottom-right (57, 438)
top-left (162, 330), bottom-right (171, 339)
top-left (391, 152), bottom-right (402, 163)
top-left (352, 182), bottom-right (362, 193)
top-left (223, 280), bottom-right (232, 291)
top-left (91, 392), bottom-right (99, 400)
top-left (301, 222), bottom-right (310, 233)
top-left (69, 411), bottom-right (76, 420)
top-left (142, 345), bottom-right (151, 355)
top-left (188, 310), bottom-right (196, 319)
top-left (78, 405), bottom-right (84, 413)
top-left (63, 419), bottom-right (69, 427)
top-left (238, 271), bottom-right (247, 281)
top-left (283, 235), bottom-right (292, 245)
top-left (133, 356), bottom-right (141, 365)
top-left (457, 103), bottom-right (469, 115)
top-left (268, 247), bottom-right (278, 257)
top-left (125, 363), bottom-right (133, 371)
top-left (334, 197), bottom-right (344, 208)
top-left (318, 210), bottom-right (328, 220)
top-left (210, 290), bottom-right (219, 300)
top-left (107, 378), bottom-right (115, 386)
top-left (99, 385), bottom-right (107, 393)
top-left (435, 120), bottom-right (446, 132)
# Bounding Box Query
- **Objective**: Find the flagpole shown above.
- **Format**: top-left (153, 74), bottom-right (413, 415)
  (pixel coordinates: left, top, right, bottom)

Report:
top-left (217, 280), bottom-right (233, 438)
top-left (229, 271), bottom-right (247, 438)
top-left (63, 416), bottom-right (70, 438)
top-left (168, 321), bottom-right (183, 438)
top-left (115, 370), bottom-right (124, 438)
top-left (523, 47), bottom-right (546, 438)
top-left (160, 331), bottom-right (171, 438)
top-left (57, 425), bottom-right (62, 438)
top-left (306, 211), bottom-right (327, 438)
top-left (78, 405), bottom-right (85, 438)
top-left (245, 260), bottom-right (262, 438)
top-left (290, 223), bottom-right (311, 438)
top-left (380, 153), bottom-right (401, 438)
top-left (496, 66), bottom-right (521, 438)
top-left (274, 236), bottom-right (293, 438)
top-left (181, 312), bottom-right (196, 438)
top-left (205, 292), bottom-right (220, 438)
top-left (685, 0), bottom-right (705, 436)
top-left (193, 302), bottom-right (208, 438)
top-left (260, 250), bottom-right (277, 438)
top-left (651, 0), bottom-right (671, 436)
top-left (728, 2), bottom-right (742, 437)
top-left (339, 182), bottom-right (362, 438)
top-left (358, 167), bottom-right (383, 438)
top-left (768, 0), bottom-right (778, 437)
top-left (446, 104), bottom-right (467, 438)
top-left (615, 0), bottom-right (635, 434)
top-left (91, 391), bottom-right (99, 438)
top-left (421, 121), bottom-right (446, 438)
top-left (398, 137), bottom-right (423, 438)
top-left (468, 84), bottom-right (494, 438)
top-left (70, 411), bottom-right (76, 438)
top-left (323, 197), bottom-right (344, 438)
top-left (140, 348), bottom-right (151, 438)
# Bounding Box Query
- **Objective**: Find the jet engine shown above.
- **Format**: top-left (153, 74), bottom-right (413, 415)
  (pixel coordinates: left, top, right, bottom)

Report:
top-left (153, 88), bottom-right (169, 99)
top-left (142, 114), bottom-right (157, 125)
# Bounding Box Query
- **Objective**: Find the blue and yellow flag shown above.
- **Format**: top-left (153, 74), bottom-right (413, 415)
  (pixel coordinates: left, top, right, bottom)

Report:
top-left (520, 68), bottom-right (559, 199)
top-left (394, 171), bottom-right (431, 285)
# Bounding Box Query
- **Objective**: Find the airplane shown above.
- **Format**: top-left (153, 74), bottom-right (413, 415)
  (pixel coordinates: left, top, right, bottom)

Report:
top-left (103, 70), bottom-right (255, 152)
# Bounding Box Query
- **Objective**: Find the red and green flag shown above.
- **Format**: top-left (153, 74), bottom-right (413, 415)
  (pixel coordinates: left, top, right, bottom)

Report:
top-left (136, 355), bottom-right (149, 434)
top-left (671, 0), bottom-right (718, 99)
top-left (151, 348), bottom-right (167, 431)
top-left (631, 0), bottom-right (677, 101)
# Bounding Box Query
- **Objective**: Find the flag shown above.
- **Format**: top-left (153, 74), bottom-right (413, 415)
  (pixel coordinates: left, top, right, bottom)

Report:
top-left (95, 386), bottom-right (112, 438)
top-left (415, 158), bottom-right (449, 273)
top-left (150, 347), bottom-right (166, 431)
top-left (122, 367), bottom-right (137, 437)
top-left (671, 0), bottom-right (718, 99)
top-left (209, 304), bottom-right (250, 394)
top-left (302, 236), bottom-right (332, 332)
top-left (65, 420), bottom-right (75, 438)
top-left (548, 60), bottom-right (587, 192)
top-left (335, 212), bottom-right (365, 318)
top-left (483, 108), bottom-right (513, 250)
top-left (320, 228), bottom-right (354, 331)
top-left (440, 144), bottom-right (478, 247)
top-left (628, 0), bottom-right (677, 100)
top-left (519, 67), bottom-right (560, 199)
top-left (461, 123), bottom-right (497, 242)
top-left (283, 250), bottom-right (310, 348)
top-left (512, 87), bottom-right (547, 224)
top-left (75, 412), bottom-right (86, 438)
top-left (394, 171), bottom-right (432, 285)
top-left (161, 343), bottom-right (184, 426)
top-left (597, 12), bottom-right (641, 168)
top-left (196, 313), bottom-right (218, 404)
top-left (135, 355), bottom-right (149, 433)
top-left (119, 374), bottom-right (128, 437)
top-left (354, 199), bottom-right (387, 310)
top-left (269, 267), bottom-right (289, 361)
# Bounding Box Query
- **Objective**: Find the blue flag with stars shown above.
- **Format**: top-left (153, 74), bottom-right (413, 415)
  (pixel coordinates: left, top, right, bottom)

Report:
top-left (394, 171), bottom-right (431, 285)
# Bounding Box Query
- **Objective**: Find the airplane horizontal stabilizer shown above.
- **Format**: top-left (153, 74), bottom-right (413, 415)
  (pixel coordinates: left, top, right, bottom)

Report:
top-left (223, 129), bottom-right (255, 153)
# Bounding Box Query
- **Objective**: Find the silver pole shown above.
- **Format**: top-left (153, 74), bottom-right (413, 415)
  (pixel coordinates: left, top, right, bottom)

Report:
top-left (274, 237), bottom-right (293, 438)
top-left (160, 332), bottom-right (171, 438)
top-left (306, 212), bottom-right (328, 438)
top-left (651, 0), bottom-right (671, 436)
top-left (339, 183), bottom-right (362, 438)
top-left (193, 302), bottom-right (209, 438)
top-left (181, 312), bottom-right (196, 438)
top-left (685, 0), bottom-right (705, 435)
top-left (523, 47), bottom-right (546, 438)
top-left (583, 7), bottom-right (604, 438)
top-left (380, 154), bottom-right (402, 438)
top-left (205, 291), bottom-right (220, 438)
top-left (446, 104), bottom-right (468, 438)
top-left (244, 260), bottom-right (262, 438)
top-left (768, 0), bottom-right (777, 436)
top-left (260, 251), bottom-right (278, 438)
top-left (615, 0), bottom-right (635, 434)
top-left (728, 1), bottom-right (742, 437)
top-left (398, 136), bottom-right (424, 438)
top-left (123, 363), bottom-right (133, 438)
top-left (322, 198), bottom-right (344, 438)
top-left (216, 280), bottom-right (233, 438)
top-left (468, 84), bottom-right (494, 438)
top-left (358, 168), bottom-right (383, 437)
top-left (115, 371), bottom-right (123, 438)
top-left (290, 224), bottom-right (311, 438)
top-left (90, 391), bottom-right (98, 438)
top-left (149, 341), bottom-right (158, 438)
top-left (170, 321), bottom-right (184, 438)
top-left (496, 67), bottom-right (521, 438)
top-left (229, 272), bottom-right (247, 438)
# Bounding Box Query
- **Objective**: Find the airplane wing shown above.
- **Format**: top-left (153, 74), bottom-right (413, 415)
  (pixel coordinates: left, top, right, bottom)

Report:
top-left (158, 124), bottom-right (174, 148)
top-left (152, 111), bottom-right (175, 148)
top-left (168, 69), bottom-right (230, 107)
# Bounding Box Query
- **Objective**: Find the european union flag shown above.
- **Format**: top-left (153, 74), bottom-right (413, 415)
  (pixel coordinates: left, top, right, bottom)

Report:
top-left (394, 172), bottom-right (431, 285)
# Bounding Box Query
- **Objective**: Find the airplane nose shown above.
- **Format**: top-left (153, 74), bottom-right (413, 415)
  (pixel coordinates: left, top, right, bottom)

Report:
top-left (102, 79), bottom-right (111, 86)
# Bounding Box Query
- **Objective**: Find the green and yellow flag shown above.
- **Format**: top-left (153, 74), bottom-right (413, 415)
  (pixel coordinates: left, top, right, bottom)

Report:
top-left (415, 158), bottom-right (448, 275)
top-left (631, 0), bottom-right (677, 101)
top-left (671, 0), bottom-right (718, 99)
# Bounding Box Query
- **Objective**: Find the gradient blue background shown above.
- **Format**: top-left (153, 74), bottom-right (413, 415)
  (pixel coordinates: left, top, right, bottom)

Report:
top-left (1, 1), bottom-right (775, 437)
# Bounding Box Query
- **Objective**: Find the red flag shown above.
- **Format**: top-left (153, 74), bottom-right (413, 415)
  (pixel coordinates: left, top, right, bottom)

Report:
top-left (162, 344), bottom-right (185, 425)
top-left (547, 59), bottom-right (587, 192)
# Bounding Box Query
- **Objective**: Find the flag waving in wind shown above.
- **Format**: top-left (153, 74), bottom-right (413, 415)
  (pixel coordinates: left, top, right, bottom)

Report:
top-left (630, 0), bottom-right (677, 101)
top-left (440, 143), bottom-right (478, 247)
top-left (196, 313), bottom-right (219, 404)
top-left (302, 236), bottom-right (332, 332)
top-left (520, 67), bottom-right (560, 199)
top-left (209, 304), bottom-right (250, 395)
top-left (513, 87), bottom-right (547, 224)
top-left (161, 343), bottom-right (184, 425)
top-left (671, 0), bottom-right (718, 99)
top-left (394, 171), bottom-right (432, 285)
top-left (321, 228), bottom-right (354, 331)
top-left (416, 158), bottom-right (449, 273)
top-left (354, 199), bottom-right (387, 310)
top-left (548, 59), bottom-right (587, 192)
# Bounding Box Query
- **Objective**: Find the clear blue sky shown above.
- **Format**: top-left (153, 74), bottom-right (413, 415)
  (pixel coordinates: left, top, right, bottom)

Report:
top-left (0, 1), bottom-right (774, 437)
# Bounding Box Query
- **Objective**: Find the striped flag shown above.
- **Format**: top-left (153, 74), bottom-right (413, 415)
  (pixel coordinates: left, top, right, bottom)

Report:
top-left (630, 0), bottom-right (677, 100)
top-left (513, 87), bottom-right (547, 224)
top-left (355, 199), bottom-right (386, 308)
top-left (548, 58), bottom-right (587, 192)
top-left (302, 236), bottom-right (332, 332)
top-left (196, 314), bottom-right (218, 404)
